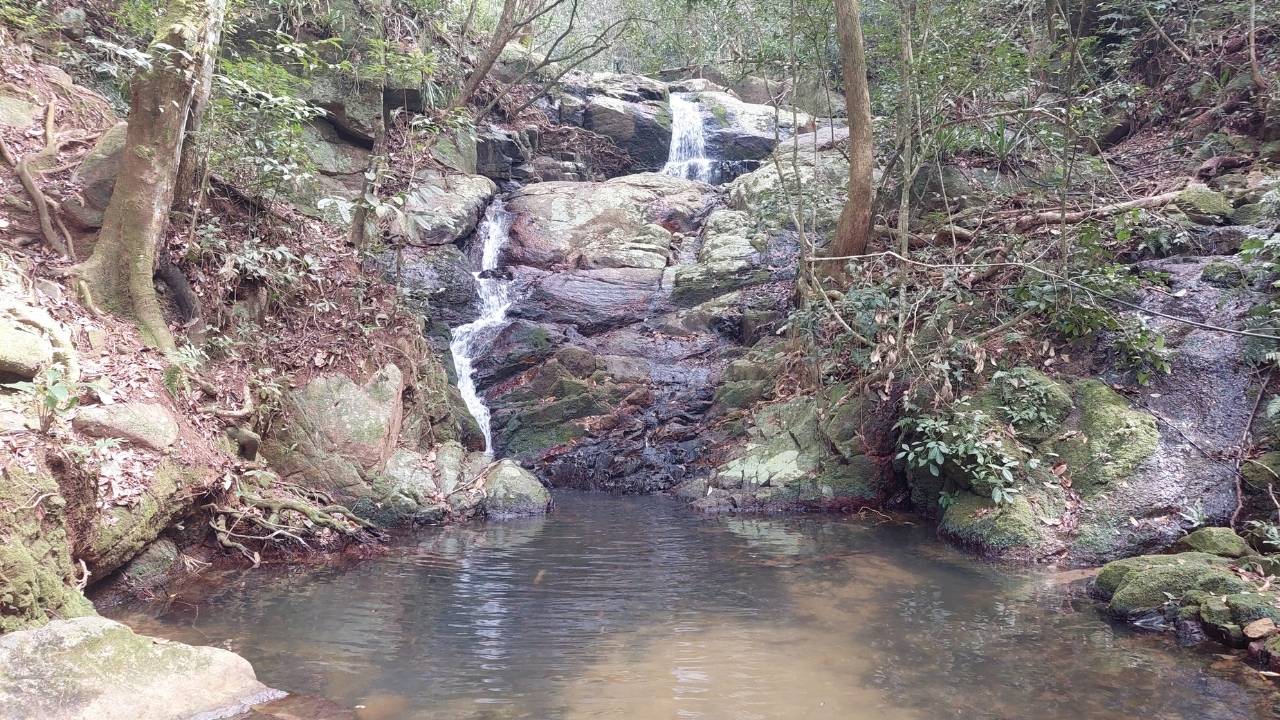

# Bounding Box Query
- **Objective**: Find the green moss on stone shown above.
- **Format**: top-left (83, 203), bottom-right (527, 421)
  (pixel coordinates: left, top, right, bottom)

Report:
top-left (939, 492), bottom-right (1042, 552)
top-left (1178, 526), bottom-right (1255, 558)
top-left (1200, 260), bottom-right (1246, 289)
top-left (0, 467), bottom-right (95, 633)
top-left (1053, 380), bottom-right (1158, 495)
top-left (1225, 592), bottom-right (1280, 624)
top-left (1095, 552), bottom-right (1249, 617)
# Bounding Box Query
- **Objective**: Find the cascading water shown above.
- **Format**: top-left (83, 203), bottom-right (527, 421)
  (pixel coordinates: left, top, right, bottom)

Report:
top-left (662, 93), bottom-right (714, 182)
top-left (449, 199), bottom-right (514, 453)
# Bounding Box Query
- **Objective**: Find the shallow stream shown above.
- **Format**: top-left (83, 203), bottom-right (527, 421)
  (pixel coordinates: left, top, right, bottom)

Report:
top-left (111, 492), bottom-right (1280, 719)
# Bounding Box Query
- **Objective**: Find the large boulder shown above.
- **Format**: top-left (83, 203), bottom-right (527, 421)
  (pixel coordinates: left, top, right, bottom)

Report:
top-left (505, 173), bottom-right (712, 269)
top-left (671, 209), bottom-right (770, 306)
top-left (728, 126), bottom-right (853, 236)
top-left (65, 121), bottom-right (127, 229)
top-left (564, 72), bottom-right (669, 103)
top-left (261, 364), bottom-right (405, 510)
top-left (511, 266), bottom-right (665, 335)
top-left (689, 394), bottom-right (882, 512)
top-left (72, 402), bottom-right (180, 451)
top-left (0, 617), bottom-right (282, 720)
top-left (0, 322), bottom-right (53, 381)
top-left (261, 366), bottom-right (544, 524)
top-left (583, 96), bottom-right (673, 172)
top-left (378, 244), bottom-right (479, 327)
top-left (480, 460), bottom-right (552, 518)
top-left (688, 91), bottom-right (814, 162)
top-left (395, 172), bottom-right (498, 246)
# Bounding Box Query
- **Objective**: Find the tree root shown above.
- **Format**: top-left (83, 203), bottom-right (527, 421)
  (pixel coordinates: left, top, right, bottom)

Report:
top-left (0, 102), bottom-right (77, 258)
top-left (203, 381), bottom-right (254, 419)
top-left (205, 470), bottom-right (379, 566)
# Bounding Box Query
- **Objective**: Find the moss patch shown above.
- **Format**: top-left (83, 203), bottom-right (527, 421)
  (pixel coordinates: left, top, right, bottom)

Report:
top-left (1053, 380), bottom-right (1158, 495)
top-left (0, 467), bottom-right (95, 633)
top-left (939, 492), bottom-right (1043, 553)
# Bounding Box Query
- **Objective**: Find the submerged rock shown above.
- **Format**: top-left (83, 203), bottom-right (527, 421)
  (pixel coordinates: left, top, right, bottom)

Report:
top-left (481, 460), bottom-right (552, 518)
top-left (0, 617), bottom-right (282, 720)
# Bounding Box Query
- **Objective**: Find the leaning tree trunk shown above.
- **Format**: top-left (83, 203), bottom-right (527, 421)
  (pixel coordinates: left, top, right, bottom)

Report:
top-left (173, 0), bottom-right (226, 211)
top-left (75, 0), bottom-right (227, 352)
top-left (831, 0), bottom-right (875, 267)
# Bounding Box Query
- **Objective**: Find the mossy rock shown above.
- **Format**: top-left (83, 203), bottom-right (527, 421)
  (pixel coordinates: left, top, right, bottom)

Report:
top-left (1094, 552), bottom-right (1227, 598)
top-left (0, 467), bottom-right (95, 633)
top-left (939, 492), bottom-right (1044, 553)
top-left (1200, 260), bottom-right (1246, 289)
top-left (86, 461), bottom-right (199, 577)
top-left (1094, 552), bottom-right (1249, 617)
top-left (1178, 527), bottom-right (1255, 558)
top-left (1053, 380), bottom-right (1158, 495)
top-left (1225, 592), bottom-right (1280, 625)
top-left (1243, 451), bottom-right (1280, 492)
top-left (713, 379), bottom-right (771, 411)
top-left (1174, 183), bottom-right (1233, 224)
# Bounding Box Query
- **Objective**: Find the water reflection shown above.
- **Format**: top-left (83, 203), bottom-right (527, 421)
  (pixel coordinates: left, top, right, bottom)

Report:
top-left (110, 492), bottom-right (1280, 719)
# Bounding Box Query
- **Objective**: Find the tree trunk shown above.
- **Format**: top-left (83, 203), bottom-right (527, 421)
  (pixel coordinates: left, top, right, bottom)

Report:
top-left (75, 0), bottom-right (227, 352)
top-left (173, 0), bottom-right (225, 211)
top-left (448, 0), bottom-right (520, 112)
top-left (832, 0), bottom-right (875, 266)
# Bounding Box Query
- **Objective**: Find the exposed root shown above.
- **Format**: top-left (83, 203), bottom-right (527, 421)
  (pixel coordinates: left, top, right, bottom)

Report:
top-left (205, 470), bottom-right (380, 565)
top-left (0, 102), bottom-right (76, 257)
top-left (203, 381), bottom-right (254, 419)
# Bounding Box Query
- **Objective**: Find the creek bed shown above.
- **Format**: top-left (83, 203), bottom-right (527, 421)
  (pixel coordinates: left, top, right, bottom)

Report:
top-left (109, 492), bottom-right (1280, 719)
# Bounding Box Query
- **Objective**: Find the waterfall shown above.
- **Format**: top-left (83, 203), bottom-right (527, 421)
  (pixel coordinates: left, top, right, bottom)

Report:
top-left (662, 93), bottom-right (714, 183)
top-left (449, 199), bottom-right (514, 453)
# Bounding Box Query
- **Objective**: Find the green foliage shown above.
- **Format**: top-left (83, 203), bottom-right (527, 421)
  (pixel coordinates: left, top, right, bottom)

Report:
top-left (1113, 318), bottom-right (1172, 385)
top-left (205, 58), bottom-right (324, 195)
top-left (896, 404), bottom-right (1025, 506)
top-left (0, 0), bottom-right (46, 30)
top-left (990, 368), bottom-right (1061, 431)
top-left (1244, 520), bottom-right (1280, 552)
top-left (7, 366), bottom-right (78, 434)
top-left (112, 0), bottom-right (161, 38)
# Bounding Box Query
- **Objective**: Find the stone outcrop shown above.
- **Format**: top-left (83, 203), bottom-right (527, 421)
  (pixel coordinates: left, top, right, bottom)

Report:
top-left (0, 617), bottom-right (282, 720)
top-left (71, 402), bottom-right (180, 451)
top-left (261, 364), bottom-right (548, 525)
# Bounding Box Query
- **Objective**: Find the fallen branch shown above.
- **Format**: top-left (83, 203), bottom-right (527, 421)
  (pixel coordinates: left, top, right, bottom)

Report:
top-left (1013, 188), bottom-right (1183, 230)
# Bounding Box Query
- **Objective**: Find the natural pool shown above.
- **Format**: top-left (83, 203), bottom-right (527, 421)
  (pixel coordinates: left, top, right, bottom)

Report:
top-left (111, 492), bottom-right (1280, 719)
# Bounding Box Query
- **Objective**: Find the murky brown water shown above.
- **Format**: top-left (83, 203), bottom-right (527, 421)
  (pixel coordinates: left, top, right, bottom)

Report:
top-left (110, 492), bottom-right (1280, 719)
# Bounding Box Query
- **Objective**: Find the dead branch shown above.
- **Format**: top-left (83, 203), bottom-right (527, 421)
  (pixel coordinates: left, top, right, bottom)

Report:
top-left (1012, 187), bottom-right (1183, 230)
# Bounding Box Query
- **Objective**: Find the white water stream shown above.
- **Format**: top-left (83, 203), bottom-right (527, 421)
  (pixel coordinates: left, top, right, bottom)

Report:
top-left (662, 93), bottom-right (714, 182)
top-left (449, 200), bottom-right (514, 453)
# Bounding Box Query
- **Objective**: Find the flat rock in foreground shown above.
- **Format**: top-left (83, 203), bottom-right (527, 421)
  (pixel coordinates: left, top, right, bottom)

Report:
top-left (0, 616), bottom-right (282, 720)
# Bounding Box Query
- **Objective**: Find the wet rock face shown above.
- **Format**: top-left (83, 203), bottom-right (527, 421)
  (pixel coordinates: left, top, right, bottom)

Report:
top-left (0, 616), bottom-right (283, 720)
top-left (260, 364), bottom-right (547, 526)
top-left (446, 130), bottom-right (855, 495)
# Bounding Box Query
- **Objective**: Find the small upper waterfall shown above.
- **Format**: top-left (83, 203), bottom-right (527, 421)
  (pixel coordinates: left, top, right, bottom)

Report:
top-left (662, 93), bottom-right (714, 182)
top-left (449, 199), bottom-right (514, 453)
